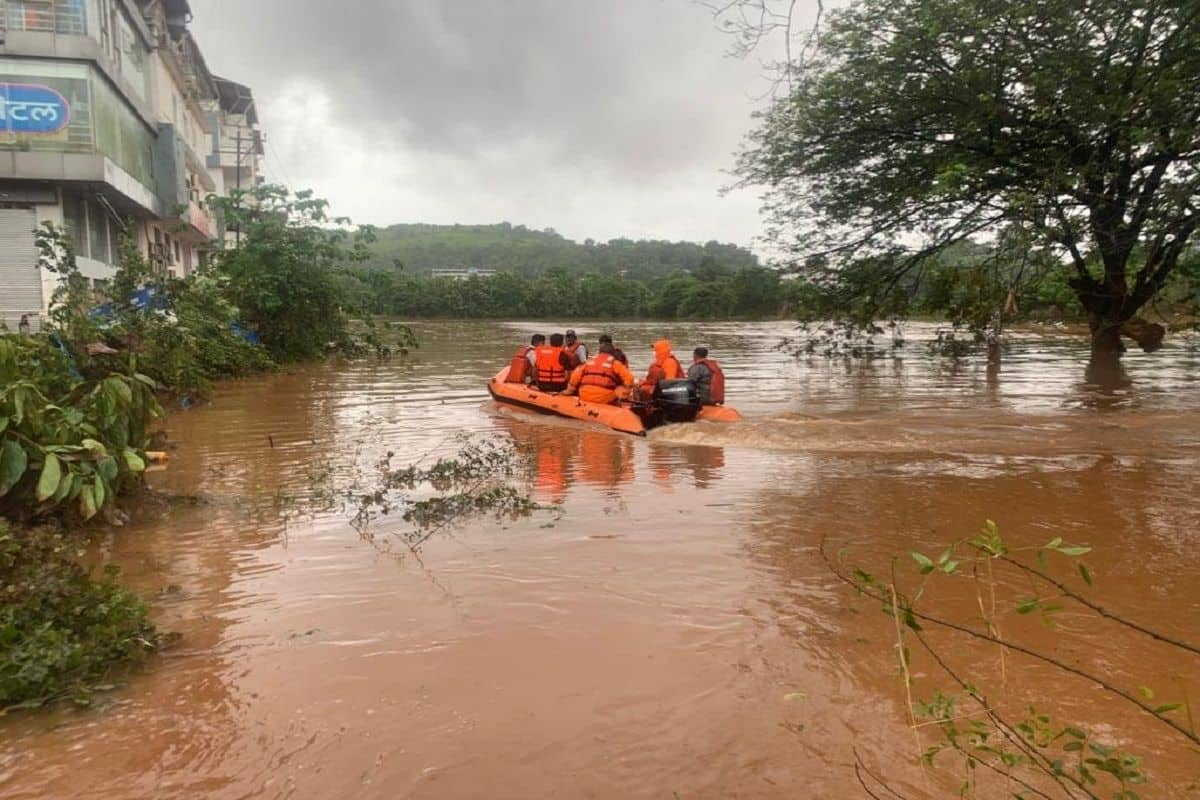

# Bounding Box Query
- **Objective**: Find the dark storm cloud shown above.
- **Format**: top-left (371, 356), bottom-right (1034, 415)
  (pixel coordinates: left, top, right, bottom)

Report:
top-left (189, 0), bottom-right (797, 245)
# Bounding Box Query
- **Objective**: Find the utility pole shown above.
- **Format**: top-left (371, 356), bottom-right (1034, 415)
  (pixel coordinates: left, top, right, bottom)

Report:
top-left (235, 126), bottom-right (242, 248)
top-left (215, 123), bottom-right (265, 249)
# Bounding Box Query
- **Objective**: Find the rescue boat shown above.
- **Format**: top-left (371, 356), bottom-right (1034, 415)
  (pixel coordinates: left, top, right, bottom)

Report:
top-left (487, 366), bottom-right (742, 436)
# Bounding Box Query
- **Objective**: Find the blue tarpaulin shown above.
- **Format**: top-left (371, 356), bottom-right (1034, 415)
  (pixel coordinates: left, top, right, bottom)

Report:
top-left (87, 287), bottom-right (169, 320)
top-left (88, 287), bottom-right (261, 344)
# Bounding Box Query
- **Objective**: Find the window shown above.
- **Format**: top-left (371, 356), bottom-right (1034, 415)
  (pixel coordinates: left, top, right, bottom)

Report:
top-left (86, 198), bottom-right (111, 265)
top-left (109, 4), bottom-right (121, 67)
top-left (107, 214), bottom-right (125, 259)
top-left (98, 0), bottom-right (111, 54)
top-left (62, 190), bottom-right (86, 257)
top-left (4, 0), bottom-right (88, 36)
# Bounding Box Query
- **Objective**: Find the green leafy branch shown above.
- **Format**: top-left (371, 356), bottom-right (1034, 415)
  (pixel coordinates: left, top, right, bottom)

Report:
top-left (1, 338), bottom-right (160, 522)
top-left (828, 520), bottom-right (1200, 799)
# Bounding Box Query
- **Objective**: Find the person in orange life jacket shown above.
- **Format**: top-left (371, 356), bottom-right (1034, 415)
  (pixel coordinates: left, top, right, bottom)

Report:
top-left (562, 342), bottom-right (636, 405)
top-left (534, 332), bottom-right (573, 392)
top-left (598, 334), bottom-right (627, 366)
top-left (506, 333), bottom-right (544, 383)
top-left (687, 346), bottom-right (726, 405)
top-left (563, 329), bottom-right (588, 370)
top-left (640, 339), bottom-right (684, 396)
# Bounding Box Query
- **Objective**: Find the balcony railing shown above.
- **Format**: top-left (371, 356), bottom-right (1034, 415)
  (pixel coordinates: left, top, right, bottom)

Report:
top-left (2, 0), bottom-right (87, 36)
top-left (185, 201), bottom-right (214, 239)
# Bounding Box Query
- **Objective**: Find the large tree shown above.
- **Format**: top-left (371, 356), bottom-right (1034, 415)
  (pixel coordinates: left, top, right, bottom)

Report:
top-left (735, 0), bottom-right (1200, 358)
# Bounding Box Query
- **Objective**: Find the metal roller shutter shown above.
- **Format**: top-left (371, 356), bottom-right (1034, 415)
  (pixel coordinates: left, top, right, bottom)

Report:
top-left (0, 207), bottom-right (42, 333)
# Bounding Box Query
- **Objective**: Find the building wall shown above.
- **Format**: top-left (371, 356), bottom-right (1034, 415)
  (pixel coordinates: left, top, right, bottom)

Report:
top-left (0, 0), bottom-right (259, 313)
top-left (148, 52), bottom-right (208, 159)
top-left (0, 57), bottom-right (158, 198)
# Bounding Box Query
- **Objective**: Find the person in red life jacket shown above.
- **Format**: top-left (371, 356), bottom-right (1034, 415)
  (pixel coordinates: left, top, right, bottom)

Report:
top-left (506, 333), bottom-right (544, 383)
top-left (562, 342), bottom-right (636, 405)
top-left (687, 346), bottom-right (726, 405)
top-left (640, 339), bottom-right (684, 397)
top-left (563, 329), bottom-right (588, 371)
top-left (534, 332), bottom-right (572, 392)
top-left (598, 334), bottom-right (627, 366)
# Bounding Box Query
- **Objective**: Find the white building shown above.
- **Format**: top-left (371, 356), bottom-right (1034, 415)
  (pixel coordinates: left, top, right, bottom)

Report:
top-left (431, 267), bottom-right (497, 280)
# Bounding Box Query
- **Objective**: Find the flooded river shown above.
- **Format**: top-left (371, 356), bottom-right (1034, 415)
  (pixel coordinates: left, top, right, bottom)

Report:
top-left (2, 321), bottom-right (1199, 798)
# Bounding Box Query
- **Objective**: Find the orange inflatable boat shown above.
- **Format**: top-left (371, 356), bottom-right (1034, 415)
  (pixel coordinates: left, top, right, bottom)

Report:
top-left (487, 366), bottom-right (742, 435)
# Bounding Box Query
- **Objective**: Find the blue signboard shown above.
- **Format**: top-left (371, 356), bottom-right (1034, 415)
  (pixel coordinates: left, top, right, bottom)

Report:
top-left (0, 83), bottom-right (71, 135)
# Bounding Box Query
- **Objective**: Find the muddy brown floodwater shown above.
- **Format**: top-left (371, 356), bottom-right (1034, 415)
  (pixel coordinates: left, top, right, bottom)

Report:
top-left (2, 321), bottom-right (1199, 799)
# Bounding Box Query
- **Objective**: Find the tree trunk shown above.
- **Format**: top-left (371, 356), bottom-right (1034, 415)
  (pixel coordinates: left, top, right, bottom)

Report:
top-left (1089, 316), bottom-right (1125, 356)
top-left (1085, 314), bottom-right (1128, 388)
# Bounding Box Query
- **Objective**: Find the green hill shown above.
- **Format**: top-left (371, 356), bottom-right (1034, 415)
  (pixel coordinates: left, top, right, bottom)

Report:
top-left (362, 222), bottom-right (760, 277)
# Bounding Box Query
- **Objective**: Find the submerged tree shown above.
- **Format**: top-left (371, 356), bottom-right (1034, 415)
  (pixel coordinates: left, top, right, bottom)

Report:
top-left (731, 0), bottom-right (1200, 360)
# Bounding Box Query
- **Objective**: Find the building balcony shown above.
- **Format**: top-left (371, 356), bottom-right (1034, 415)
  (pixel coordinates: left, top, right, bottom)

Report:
top-left (1, 0), bottom-right (87, 37)
top-left (183, 199), bottom-right (214, 239)
top-left (154, 122), bottom-right (217, 238)
top-left (207, 128), bottom-right (263, 172)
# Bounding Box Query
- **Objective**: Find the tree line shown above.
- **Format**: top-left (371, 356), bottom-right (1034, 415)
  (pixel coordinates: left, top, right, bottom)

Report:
top-left (336, 260), bottom-right (804, 320)
top-left (360, 222), bottom-right (760, 278)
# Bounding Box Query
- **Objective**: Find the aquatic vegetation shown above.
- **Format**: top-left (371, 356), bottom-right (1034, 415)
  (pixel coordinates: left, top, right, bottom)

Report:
top-left (0, 522), bottom-right (157, 709)
top-left (779, 319), bottom-right (906, 362)
top-left (347, 438), bottom-right (544, 553)
top-left (829, 521), bottom-right (1199, 799)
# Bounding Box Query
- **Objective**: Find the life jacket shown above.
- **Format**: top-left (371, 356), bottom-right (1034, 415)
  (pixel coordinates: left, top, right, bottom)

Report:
top-left (580, 354), bottom-right (620, 390)
top-left (507, 345), bottom-right (533, 383)
top-left (563, 340), bottom-right (584, 369)
top-left (695, 358), bottom-right (725, 404)
top-left (646, 355), bottom-right (683, 384)
top-left (535, 345), bottom-right (567, 386)
top-left (665, 355), bottom-right (683, 379)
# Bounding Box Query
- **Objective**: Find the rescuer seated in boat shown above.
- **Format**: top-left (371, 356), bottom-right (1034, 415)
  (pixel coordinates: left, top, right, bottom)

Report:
top-left (598, 333), bottom-right (628, 366)
top-left (563, 329), bottom-right (588, 372)
top-left (687, 347), bottom-right (726, 406)
top-left (506, 333), bottom-right (545, 384)
top-left (535, 332), bottom-right (573, 393)
top-left (561, 342), bottom-right (636, 405)
top-left (640, 339), bottom-right (684, 397)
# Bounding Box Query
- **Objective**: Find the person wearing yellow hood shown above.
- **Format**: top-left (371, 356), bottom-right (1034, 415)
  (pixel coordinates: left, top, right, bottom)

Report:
top-left (640, 339), bottom-right (684, 397)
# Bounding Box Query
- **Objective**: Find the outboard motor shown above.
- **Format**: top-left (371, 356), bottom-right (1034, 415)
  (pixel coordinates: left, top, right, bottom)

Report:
top-left (654, 379), bottom-right (702, 424)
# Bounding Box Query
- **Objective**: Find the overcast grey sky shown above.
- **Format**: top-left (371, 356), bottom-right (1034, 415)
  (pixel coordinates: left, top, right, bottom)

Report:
top-left (189, 0), bottom-right (789, 251)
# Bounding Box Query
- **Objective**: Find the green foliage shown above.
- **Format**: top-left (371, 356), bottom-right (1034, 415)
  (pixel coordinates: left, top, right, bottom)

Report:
top-left (146, 273), bottom-right (276, 393)
top-left (0, 522), bottom-right (157, 708)
top-left (841, 520), bottom-right (1200, 799)
top-left (919, 698), bottom-right (1149, 799)
top-left (35, 221), bottom-right (98, 342)
top-left (0, 336), bottom-right (157, 522)
top-left (33, 223), bottom-right (276, 400)
top-left (360, 222), bottom-right (759, 278)
top-left (210, 186), bottom-right (379, 362)
top-left (739, 0), bottom-right (1200, 352)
